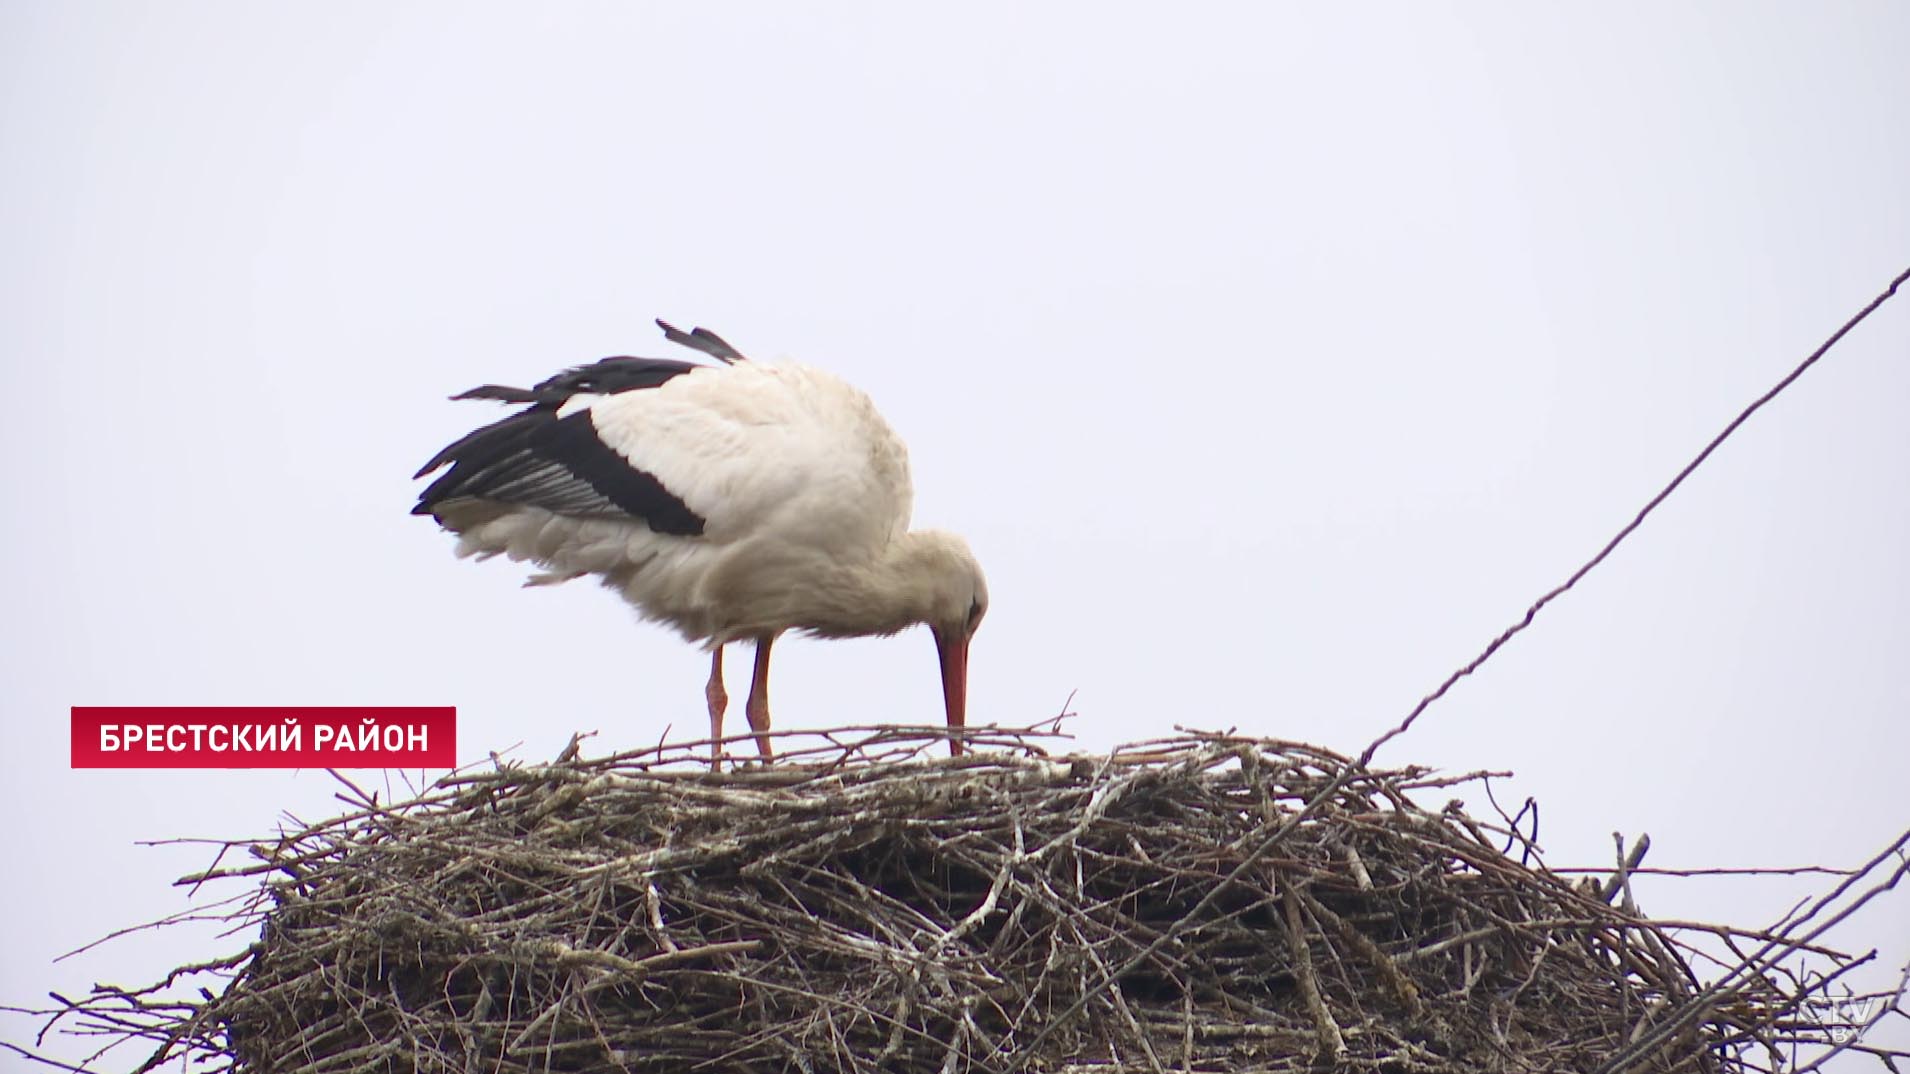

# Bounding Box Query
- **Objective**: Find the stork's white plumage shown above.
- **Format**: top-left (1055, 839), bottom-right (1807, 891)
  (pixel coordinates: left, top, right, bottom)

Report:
top-left (413, 322), bottom-right (988, 761)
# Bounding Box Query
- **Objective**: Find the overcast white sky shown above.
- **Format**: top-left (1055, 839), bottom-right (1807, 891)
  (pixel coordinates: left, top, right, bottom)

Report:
top-left (4, 4), bottom-right (1907, 1068)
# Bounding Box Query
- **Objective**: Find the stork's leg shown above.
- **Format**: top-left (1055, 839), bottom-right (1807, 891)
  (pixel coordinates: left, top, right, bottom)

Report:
top-left (705, 646), bottom-right (728, 768)
top-left (744, 635), bottom-right (776, 761)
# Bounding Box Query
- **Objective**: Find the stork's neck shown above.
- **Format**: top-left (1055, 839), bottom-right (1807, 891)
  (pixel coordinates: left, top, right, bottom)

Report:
top-left (812, 530), bottom-right (973, 638)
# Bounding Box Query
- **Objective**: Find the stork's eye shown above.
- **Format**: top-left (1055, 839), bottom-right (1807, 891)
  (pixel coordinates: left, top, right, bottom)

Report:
top-left (967, 599), bottom-right (986, 631)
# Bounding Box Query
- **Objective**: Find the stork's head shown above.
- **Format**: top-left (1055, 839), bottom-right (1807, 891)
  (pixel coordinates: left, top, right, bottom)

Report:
top-left (910, 531), bottom-right (988, 755)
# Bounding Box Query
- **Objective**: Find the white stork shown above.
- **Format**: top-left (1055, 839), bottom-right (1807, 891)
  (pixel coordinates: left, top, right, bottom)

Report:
top-left (413, 321), bottom-right (988, 761)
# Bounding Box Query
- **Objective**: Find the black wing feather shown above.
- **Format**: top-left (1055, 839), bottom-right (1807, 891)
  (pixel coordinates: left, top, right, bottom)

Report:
top-left (412, 355), bottom-right (709, 535)
top-left (656, 320), bottom-right (748, 364)
top-left (414, 324), bottom-right (754, 535)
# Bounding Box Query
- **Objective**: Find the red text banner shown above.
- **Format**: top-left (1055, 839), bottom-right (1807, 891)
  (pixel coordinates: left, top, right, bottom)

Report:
top-left (71, 707), bottom-right (457, 769)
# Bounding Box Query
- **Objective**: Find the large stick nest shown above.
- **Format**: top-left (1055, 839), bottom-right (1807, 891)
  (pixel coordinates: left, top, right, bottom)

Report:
top-left (28, 730), bottom-right (1903, 1073)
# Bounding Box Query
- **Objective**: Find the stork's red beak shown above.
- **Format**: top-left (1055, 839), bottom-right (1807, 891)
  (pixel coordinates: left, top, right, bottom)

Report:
top-left (935, 628), bottom-right (969, 756)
